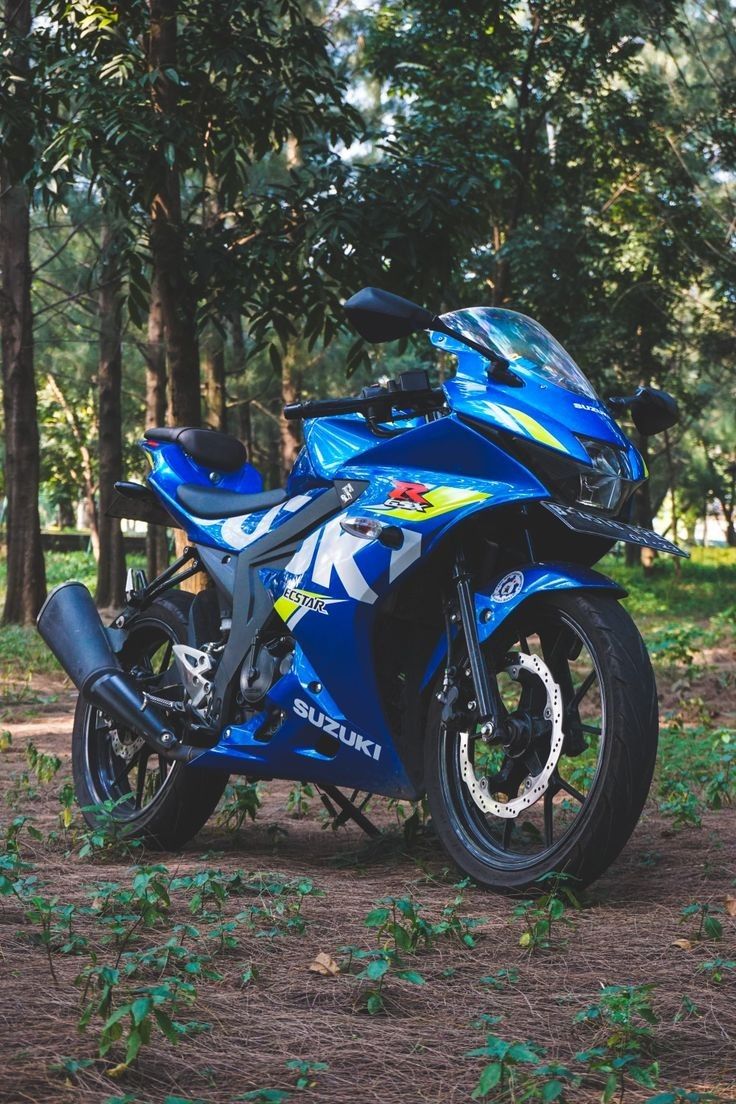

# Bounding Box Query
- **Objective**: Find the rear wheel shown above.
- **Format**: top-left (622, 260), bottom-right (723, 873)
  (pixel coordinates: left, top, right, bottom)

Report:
top-left (425, 592), bottom-right (658, 891)
top-left (72, 592), bottom-right (228, 849)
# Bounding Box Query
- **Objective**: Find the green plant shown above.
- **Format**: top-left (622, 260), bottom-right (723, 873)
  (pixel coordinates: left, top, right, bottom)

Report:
top-left (679, 901), bottom-right (723, 941)
top-left (340, 890), bottom-right (482, 1014)
top-left (285, 1058), bottom-right (329, 1090)
top-left (513, 873), bottom-right (580, 952)
top-left (575, 984), bottom-right (659, 1102)
top-left (77, 965), bottom-right (210, 1068)
top-left (648, 624), bottom-right (703, 668)
top-left (77, 798), bottom-right (144, 858)
top-left (218, 780), bottom-right (262, 831)
top-left (658, 782), bottom-right (703, 830)
top-left (0, 729), bottom-right (12, 751)
top-left (698, 957), bottom-right (736, 983)
top-left (58, 781), bottom-right (75, 829)
top-left (25, 739), bottom-right (62, 783)
top-left (480, 967), bottom-right (519, 990)
top-left (465, 1034), bottom-right (578, 1101)
top-left (286, 781), bottom-right (314, 818)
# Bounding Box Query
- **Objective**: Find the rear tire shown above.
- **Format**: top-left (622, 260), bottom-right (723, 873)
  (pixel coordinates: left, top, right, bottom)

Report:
top-left (72, 591), bottom-right (228, 850)
top-left (424, 592), bottom-right (658, 891)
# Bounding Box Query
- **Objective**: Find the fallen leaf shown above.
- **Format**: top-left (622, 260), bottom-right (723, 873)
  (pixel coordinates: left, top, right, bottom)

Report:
top-left (309, 951), bottom-right (340, 976)
top-left (672, 938), bottom-right (694, 951)
top-left (724, 895), bottom-right (736, 918)
top-left (105, 1063), bottom-right (129, 1078)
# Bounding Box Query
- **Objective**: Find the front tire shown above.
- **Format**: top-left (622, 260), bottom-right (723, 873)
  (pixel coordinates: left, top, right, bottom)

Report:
top-left (72, 592), bottom-right (228, 850)
top-left (425, 592), bottom-right (658, 891)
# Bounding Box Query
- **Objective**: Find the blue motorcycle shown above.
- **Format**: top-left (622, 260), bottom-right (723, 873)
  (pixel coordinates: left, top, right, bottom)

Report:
top-left (37, 288), bottom-right (684, 890)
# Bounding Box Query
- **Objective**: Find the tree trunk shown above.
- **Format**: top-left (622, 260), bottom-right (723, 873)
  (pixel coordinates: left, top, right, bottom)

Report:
top-left (95, 220), bottom-right (126, 609)
top-left (148, 0), bottom-right (200, 429)
top-left (202, 326), bottom-right (226, 432)
top-left (0, 0), bottom-right (46, 624)
top-left (229, 313), bottom-right (252, 454)
top-left (149, 0), bottom-right (203, 589)
top-left (279, 342), bottom-right (301, 482)
top-left (144, 275), bottom-right (170, 580)
top-left (45, 373), bottom-right (100, 559)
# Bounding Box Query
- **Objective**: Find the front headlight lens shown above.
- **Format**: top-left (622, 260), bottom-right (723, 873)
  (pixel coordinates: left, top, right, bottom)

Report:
top-left (576, 437), bottom-right (628, 512)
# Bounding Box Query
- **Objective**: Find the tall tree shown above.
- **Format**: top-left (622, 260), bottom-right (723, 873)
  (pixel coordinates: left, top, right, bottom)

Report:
top-left (148, 0), bottom-right (201, 428)
top-left (143, 277), bottom-right (170, 579)
top-left (0, 0), bottom-right (46, 623)
top-left (95, 219), bottom-right (126, 607)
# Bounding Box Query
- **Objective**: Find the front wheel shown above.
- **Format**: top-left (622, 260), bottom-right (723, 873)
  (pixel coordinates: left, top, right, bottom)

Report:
top-left (72, 592), bottom-right (228, 850)
top-left (425, 592), bottom-right (658, 891)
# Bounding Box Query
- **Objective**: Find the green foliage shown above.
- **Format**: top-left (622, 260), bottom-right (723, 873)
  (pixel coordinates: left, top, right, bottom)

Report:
top-left (697, 957), bottom-right (736, 984)
top-left (76, 799), bottom-right (144, 859)
top-left (284, 1058), bottom-right (329, 1091)
top-left (575, 984), bottom-right (660, 1102)
top-left (480, 967), bottom-right (519, 990)
top-left (77, 967), bottom-right (209, 1068)
top-left (679, 902), bottom-right (723, 942)
top-left (25, 740), bottom-right (61, 783)
top-left (218, 780), bottom-right (262, 831)
top-left (465, 1034), bottom-right (578, 1102)
top-left (340, 887), bottom-right (483, 1013)
top-left (286, 781), bottom-right (314, 818)
top-left (512, 873), bottom-right (580, 952)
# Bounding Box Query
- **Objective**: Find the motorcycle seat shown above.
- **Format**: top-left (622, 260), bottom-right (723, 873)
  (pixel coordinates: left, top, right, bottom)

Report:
top-left (144, 426), bottom-right (247, 473)
top-left (176, 483), bottom-right (288, 519)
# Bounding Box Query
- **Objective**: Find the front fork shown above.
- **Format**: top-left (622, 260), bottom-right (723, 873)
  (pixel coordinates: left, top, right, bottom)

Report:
top-left (449, 550), bottom-right (508, 741)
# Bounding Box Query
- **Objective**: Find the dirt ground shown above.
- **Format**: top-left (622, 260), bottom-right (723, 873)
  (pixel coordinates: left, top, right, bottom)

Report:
top-left (1, 675), bottom-right (734, 1104)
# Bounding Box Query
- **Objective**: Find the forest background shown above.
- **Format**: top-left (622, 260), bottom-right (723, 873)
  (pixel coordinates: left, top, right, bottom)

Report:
top-left (1, 0), bottom-right (735, 622)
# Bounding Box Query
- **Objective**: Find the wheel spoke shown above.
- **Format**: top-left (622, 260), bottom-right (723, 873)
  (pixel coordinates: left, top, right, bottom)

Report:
top-left (568, 670), bottom-right (596, 711)
top-left (578, 722), bottom-right (601, 736)
top-left (157, 641), bottom-right (173, 675)
top-left (554, 774), bottom-right (586, 804)
top-left (543, 788), bottom-right (554, 847)
top-left (158, 755), bottom-right (167, 786)
top-left (134, 749), bottom-right (150, 810)
top-left (111, 756), bottom-right (137, 790)
top-left (501, 818), bottom-right (513, 850)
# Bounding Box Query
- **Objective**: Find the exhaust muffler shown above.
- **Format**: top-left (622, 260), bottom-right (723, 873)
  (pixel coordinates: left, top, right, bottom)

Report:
top-left (37, 582), bottom-right (199, 762)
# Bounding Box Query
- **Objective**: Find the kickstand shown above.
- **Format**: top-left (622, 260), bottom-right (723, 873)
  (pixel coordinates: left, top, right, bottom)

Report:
top-left (317, 786), bottom-right (380, 838)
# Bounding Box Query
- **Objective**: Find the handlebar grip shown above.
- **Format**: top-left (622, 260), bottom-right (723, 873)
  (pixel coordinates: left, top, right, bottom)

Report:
top-left (283, 398), bottom-right (365, 421)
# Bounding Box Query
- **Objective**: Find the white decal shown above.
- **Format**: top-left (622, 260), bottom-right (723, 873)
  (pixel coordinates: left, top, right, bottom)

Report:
top-left (220, 494), bottom-right (312, 551)
top-left (389, 528), bottom-right (422, 582)
top-left (293, 698), bottom-right (381, 760)
top-left (492, 570), bottom-right (525, 603)
top-left (311, 517), bottom-right (378, 604)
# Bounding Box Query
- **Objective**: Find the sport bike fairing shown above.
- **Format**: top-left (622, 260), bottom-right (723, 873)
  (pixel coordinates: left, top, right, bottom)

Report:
top-left (141, 318), bottom-right (654, 798)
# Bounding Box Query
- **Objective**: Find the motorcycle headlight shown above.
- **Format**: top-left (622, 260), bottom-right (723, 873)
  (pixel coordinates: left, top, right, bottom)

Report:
top-left (458, 415), bottom-right (642, 516)
top-left (575, 436), bottom-right (630, 513)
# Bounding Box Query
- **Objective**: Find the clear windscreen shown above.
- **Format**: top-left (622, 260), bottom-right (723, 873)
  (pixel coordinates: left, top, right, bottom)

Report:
top-left (440, 307), bottom-right (599, 400)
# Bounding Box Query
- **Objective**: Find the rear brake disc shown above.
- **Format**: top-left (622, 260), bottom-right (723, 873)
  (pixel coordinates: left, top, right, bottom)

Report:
top-left (458, 651), bottom-right (564, 819)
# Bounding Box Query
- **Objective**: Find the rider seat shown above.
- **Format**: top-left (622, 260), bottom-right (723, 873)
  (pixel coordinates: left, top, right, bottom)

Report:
top-left (144, 426), bottom-right (247, 473)
top-left (176, 484), bottom-right (288, 519)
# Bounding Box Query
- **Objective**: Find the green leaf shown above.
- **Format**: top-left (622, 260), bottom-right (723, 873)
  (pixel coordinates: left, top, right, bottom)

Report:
top-left (364, 958), bottom-right (389, 982)
top-left (395, 969), bottom-right (425, 985)
top-left (364, 908), bottom-right (390, 928)
top-left (476, 1062), bottom-right (502, 1094)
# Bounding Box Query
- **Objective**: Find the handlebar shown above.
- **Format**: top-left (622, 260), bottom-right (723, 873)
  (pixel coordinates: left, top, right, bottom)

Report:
top-left (283, 370), bottom-right (446, 424)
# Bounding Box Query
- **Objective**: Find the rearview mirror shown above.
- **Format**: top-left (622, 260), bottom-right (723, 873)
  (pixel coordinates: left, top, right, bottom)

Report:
top-left (344, 287), bottom-right (435, 342)
top-left (629, 387), bottom-right (679, 436)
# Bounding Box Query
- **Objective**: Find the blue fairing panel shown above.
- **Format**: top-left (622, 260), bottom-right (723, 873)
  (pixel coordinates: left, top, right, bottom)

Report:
top-left (421, 562), bottom-right (625, 691)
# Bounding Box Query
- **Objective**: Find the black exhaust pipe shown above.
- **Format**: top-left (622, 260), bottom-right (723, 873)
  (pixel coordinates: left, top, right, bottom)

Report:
top-left (37, 582), bottom-right (199, 762)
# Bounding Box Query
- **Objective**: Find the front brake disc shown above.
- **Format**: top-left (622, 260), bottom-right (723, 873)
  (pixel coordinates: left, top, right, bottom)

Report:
top-left (458, 651), bottom-right (564, 819)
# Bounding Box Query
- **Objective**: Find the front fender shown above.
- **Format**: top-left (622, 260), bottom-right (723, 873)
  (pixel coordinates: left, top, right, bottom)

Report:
top-left (421, 562), bottom-right (624, 690)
